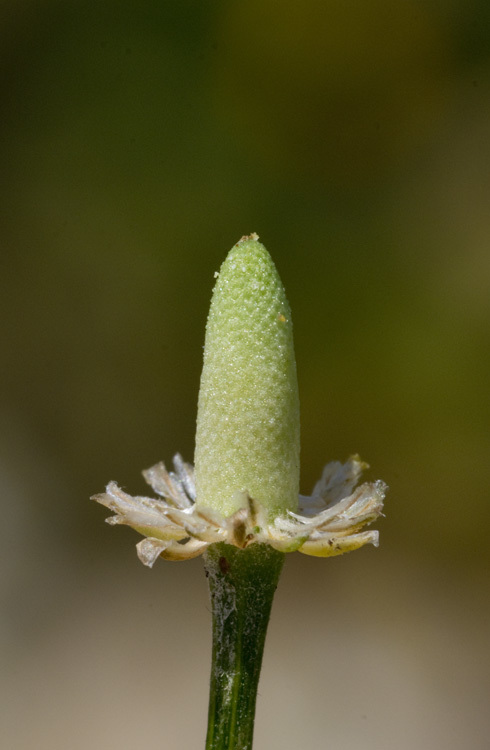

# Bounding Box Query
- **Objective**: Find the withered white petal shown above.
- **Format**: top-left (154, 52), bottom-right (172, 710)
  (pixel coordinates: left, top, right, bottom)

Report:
top-left (298, 454), bottom-right (368, 515)
top-left (142, 455), bottom-right (195, 508)
top-left (137, 538), bottom-right (170, 567)
top-left (298, 529), bottom-right (380, 557)
top-left (92, 454), bottom-right (385, 565)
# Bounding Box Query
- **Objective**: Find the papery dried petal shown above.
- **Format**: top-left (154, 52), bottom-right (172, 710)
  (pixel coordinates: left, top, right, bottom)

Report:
top-left (93, 455), bottom-right (385, 565)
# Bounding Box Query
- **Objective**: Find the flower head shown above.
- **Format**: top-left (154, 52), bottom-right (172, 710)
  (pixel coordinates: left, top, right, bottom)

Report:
top-left (92, 235), bottom-right (385, 566)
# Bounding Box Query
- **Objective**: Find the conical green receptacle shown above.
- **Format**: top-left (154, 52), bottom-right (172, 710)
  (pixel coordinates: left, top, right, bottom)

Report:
top-left (194, 236), bottom-right (300, 519)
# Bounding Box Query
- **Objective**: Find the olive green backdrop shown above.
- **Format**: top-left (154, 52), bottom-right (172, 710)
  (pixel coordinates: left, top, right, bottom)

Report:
top-left (1, 2), bottom-right (489, 748)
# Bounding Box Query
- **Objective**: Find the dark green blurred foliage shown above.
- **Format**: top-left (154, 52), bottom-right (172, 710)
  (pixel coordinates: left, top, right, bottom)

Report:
top-left (1, 2), bottom-right (490, 748)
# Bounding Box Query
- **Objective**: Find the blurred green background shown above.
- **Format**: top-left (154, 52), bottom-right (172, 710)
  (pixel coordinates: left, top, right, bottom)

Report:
top-left (1, 2), bottom-right (489, 748)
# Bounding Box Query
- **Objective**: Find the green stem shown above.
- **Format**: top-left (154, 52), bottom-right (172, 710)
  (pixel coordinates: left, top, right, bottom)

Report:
top-left (204, 543), bottom-right (284, 750)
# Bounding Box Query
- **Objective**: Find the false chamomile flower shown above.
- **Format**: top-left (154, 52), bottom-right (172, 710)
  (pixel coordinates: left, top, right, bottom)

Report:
top-left (93, 235), bottom-right (385, 567)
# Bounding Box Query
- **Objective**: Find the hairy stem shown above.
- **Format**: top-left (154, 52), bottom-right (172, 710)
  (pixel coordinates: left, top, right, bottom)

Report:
top-left (204, 543), bottom-right (284, 750)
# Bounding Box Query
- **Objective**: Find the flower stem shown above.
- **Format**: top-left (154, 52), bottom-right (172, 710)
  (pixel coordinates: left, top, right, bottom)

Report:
top-left (204, 543), bottom-right (284, 750)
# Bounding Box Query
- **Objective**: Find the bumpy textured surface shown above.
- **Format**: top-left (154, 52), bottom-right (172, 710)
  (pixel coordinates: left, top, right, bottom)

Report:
top-left (194, 236), bottom-right (300, 518)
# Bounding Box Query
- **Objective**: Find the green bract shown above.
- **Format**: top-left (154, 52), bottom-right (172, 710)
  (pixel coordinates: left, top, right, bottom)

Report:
top-left (194, 235), bottom-right (300, 519)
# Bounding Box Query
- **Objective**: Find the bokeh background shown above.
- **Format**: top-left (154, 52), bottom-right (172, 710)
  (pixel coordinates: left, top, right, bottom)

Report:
top-left (2, 2), bottom-right (490, 748)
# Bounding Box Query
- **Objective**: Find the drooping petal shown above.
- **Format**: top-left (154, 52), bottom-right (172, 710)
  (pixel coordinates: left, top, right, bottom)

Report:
top-left (158, 538), bottom-right (208, 562)
top-left (136, 537), bottom-right (170, 567)
top-left (298, 529), bottom-right (379, 557)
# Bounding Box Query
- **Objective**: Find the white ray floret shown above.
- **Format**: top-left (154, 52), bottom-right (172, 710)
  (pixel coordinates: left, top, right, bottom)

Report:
top-left (92, 454), bottom-right (385, 567)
